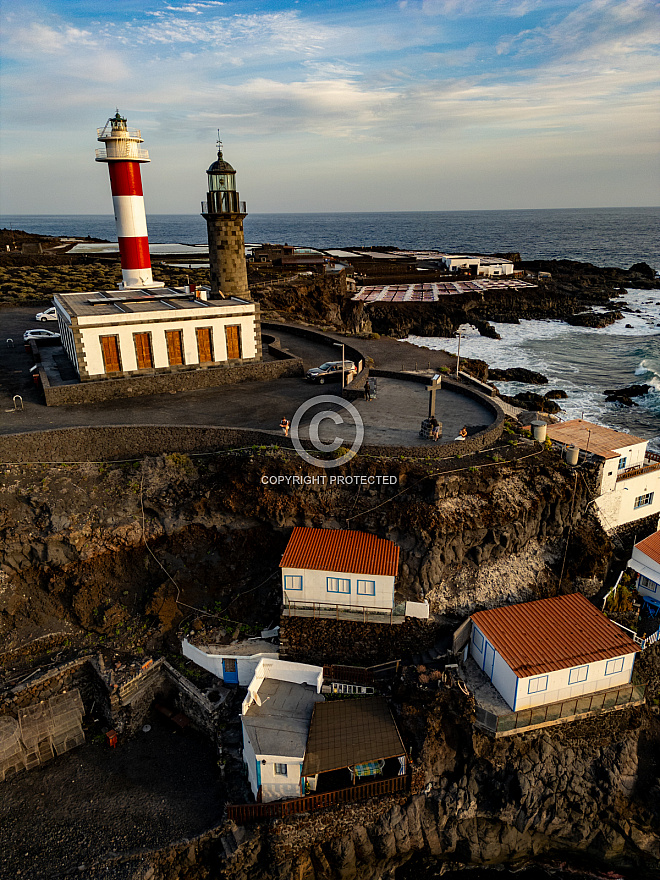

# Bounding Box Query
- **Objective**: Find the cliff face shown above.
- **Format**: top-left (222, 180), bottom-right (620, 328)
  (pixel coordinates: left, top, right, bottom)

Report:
top-left (0, 449), bottom-right (604, 654)
top-left (1, 449), bottom-right (658, 879)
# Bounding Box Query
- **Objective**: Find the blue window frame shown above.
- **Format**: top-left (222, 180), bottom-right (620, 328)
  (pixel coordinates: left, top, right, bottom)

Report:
top-left (284, 575), bottom-right (302, 591)
top-left (528, 675), bottom-right (548, 694)
top-left (472, 629), bottom-right (484, 652)
top-left (618, 457), bottom-right (627, 470)
top-left (605, 656), bottom-right (625, 676)
top-left (274, 763), bottom-right (288, 776)
top-left (639, 575), bottom-right (658, 593)
top-left (568, 665), bottom-right (588, 685)
top-left (634, 492), bottom-right (654, 509)
top-left (327, 577), bottom-right (350, 594)
top-left (357, 579), bottom-right (375, 596)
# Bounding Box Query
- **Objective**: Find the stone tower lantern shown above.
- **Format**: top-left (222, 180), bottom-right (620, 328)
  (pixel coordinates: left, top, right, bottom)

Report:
top-left (201, 140), bottom-right (250, 300)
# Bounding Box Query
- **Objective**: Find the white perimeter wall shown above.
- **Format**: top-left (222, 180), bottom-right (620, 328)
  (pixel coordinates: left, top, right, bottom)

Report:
top-left (282, 566), bottom-right (395, 610)
top-left (181, 639), bottom-right (278, 686)
top-left (242, 658), bottom-right (324, 714)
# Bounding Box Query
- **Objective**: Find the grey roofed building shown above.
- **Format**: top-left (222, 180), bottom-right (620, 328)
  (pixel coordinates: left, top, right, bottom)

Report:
top-left (242, 678), bottom-right (324, 760)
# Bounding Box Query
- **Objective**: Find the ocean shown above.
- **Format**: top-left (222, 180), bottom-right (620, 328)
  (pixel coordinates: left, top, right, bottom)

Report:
top-left (3, 208), bottom-right (660, 446)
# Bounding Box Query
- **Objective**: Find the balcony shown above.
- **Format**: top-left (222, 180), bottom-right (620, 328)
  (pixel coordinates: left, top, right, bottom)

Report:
top-left (201, 196), bottom-right (246, 214)
top-left (616, 451), bottom-right (660, 483)
top-left (97, 127), bottom-right (143, 140)
top-left (95, 146), bottom-right (150, 161)
top-left (283, 598), bottom-right (406, 625)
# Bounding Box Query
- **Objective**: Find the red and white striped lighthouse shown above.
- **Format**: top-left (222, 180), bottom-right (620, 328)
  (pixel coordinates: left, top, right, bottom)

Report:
top-left (95, 111), bottom-right (162, 289)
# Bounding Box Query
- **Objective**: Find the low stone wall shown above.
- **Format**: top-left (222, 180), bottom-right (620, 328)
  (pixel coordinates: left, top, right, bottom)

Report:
top-left (39, 348), bottom-right (304, 407)
top-left (261, 322), bottom-right (368, 375)
top-left (0, 656), bottom-right (96, 716)
top-left (279, 617), bottom-right (448, 667)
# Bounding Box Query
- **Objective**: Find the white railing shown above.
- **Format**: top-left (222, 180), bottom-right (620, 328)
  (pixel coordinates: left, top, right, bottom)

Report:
top-left (95, 147), bottom-right (149, 161)
top-left (97, 127), bottom-right (142, 139)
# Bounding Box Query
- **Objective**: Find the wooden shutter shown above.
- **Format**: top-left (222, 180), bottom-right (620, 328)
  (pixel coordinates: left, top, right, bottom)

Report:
top-left (100, 336), bottom-right (121, 373)
top-left (166, 330), bottom-right (184, 366)
top-left (133, 332), bottom-right (154, 369)
top-left (196, 327), bottom-right (214, 363)
top-left (225, 325), bottom-right (242, 359)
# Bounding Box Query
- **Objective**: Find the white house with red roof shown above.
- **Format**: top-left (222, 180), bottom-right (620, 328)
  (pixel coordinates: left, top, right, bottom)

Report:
top-left (628, 531), bottom-right (660, 609)
top-left (280, 527), bottom-right (408, 619)
top-left (469, 593), bottom-right (639, 712)
top-left (546, 419), bottom-right (660, 529)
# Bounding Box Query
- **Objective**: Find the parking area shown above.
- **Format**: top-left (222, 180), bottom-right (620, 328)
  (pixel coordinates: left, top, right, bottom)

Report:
top-left (0, 307), bottom-right (495, 448)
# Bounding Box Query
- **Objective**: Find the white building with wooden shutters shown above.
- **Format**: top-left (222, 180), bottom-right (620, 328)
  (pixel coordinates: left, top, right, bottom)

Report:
top-left (53, 285), bottom-right (261, 381)
top-left (469, 593), bottom-right (639, 712)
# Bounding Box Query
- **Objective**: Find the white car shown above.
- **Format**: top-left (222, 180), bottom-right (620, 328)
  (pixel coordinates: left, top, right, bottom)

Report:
top-left (23, 329), bottom-right (61, 342)
top-left (36, 307), bottom-right (57, 322)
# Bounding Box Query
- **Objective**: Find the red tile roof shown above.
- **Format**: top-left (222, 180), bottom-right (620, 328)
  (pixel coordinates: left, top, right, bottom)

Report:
top-left (471, 593), bottom-right (639, 678)
top-left (634, 530), bottom-right (660, 566)
top-left (279, 527), bottom-right (399, 578)
top-left (546, 419), bottom-right (645, 459)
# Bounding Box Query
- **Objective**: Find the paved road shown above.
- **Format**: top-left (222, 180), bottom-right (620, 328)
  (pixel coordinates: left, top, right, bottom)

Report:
top-left (0, 307), bottom-right (493, 447)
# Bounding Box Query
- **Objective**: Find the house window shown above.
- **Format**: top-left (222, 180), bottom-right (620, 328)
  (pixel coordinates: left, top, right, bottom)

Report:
top-left (639, 575), bottom-right (658, 593)
top-left (605, 657), bottom-right (625, 676)
top-left (327, 577), bottom-right (350, 594)
top-left (472, 629), bottom-right (484, 652)
top-left (618, 457), bottom-right (627, 470)
top-left (284, 575), bottom-right (302, 591)
top-left (634, 492), bottom-right (654, 509)
top-left (568, 665), bottom-right (589, 685)
top-left (528, 675), bottom-right (548, 694)
top-left (274, 763), bottom-right (288, 776)
top-left (357, 580), bottom-right (376, 596)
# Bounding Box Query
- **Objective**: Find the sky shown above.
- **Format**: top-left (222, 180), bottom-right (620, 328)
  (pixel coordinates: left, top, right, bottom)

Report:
top-left (0, 0), bottom-right (658, 213)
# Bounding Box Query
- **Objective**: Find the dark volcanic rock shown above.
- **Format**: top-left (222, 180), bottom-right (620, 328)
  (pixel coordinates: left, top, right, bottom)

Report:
top-left (545, 389), bottom-right (568, 399)
top-left (566, 310), bottom-right (622, 328)
top-left (604, 384), bottom-right (651, 398)
top-left (489, 368), bottom-right (548, 385)
top-left (501, 391), bottom-right (561, 414)
top-left (630, 262), bottom-right (656, 280)
top-left (606, 394), bottom-right (637, 407)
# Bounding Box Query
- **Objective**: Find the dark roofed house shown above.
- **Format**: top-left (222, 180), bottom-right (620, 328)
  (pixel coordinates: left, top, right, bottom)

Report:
top-left (302, 697), bottom-right (407, 793)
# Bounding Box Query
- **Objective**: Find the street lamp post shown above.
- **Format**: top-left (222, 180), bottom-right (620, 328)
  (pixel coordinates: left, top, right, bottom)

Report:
top-left (455, 329), bottom-right (463, 379)
top-left (334, 342), bottom-right (346, 390)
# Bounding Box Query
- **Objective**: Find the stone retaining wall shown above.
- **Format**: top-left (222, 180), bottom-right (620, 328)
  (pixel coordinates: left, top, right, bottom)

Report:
top-left (0, 656), bottom-right (96, 716)
top-left (38, 345), bottom-right (303, 407)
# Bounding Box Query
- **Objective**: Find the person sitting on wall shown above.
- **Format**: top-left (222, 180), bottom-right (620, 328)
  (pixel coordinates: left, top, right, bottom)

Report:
top-left (280, 417), bottom-right (290, 437)
top-left (432, 424), bottom-right (441, 442)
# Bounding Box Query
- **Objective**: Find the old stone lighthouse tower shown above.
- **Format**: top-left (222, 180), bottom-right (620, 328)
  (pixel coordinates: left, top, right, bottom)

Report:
top-left (201, 140), bottom-right (250, 300)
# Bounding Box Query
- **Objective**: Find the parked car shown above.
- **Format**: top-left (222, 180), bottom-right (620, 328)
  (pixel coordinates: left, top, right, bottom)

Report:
top-left (35, 307), bottom-right (57, 322)
top-left (23, 329), bottom-right (61, 342)
top-left (306, 360), bottom-right (357, 384)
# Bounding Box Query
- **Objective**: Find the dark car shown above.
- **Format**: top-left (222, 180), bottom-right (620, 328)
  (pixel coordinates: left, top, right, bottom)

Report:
top-left (306, 360), bottom-right (357, 384)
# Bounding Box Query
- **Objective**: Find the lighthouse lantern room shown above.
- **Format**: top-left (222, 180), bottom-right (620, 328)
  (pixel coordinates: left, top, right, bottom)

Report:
top-left (202, 139), bottom-right (251, 300)
top-left (96, 111), bottom-right (164, 290)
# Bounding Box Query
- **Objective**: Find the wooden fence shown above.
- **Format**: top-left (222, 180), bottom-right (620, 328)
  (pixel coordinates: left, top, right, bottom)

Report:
top-left (227, 774), bottom-right (409, 824)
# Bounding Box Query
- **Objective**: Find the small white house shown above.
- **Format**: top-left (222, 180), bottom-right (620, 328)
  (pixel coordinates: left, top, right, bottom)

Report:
top-left (182, 638), bottom-right (279, 686)
top-left (54, 286), bottom-right (261, 381)
top-left (546, 419), bottom-right (660, 529)
top-left (469, 593), bottom-right (639, 712)
top-left (440, 254), bottom-right (514, 277)
top-left (628, 531), bottom-right (660, 608)
top-left (241, 658), bottom-right (324, 802)
top-left (279, 527), bottom-right (400, 615)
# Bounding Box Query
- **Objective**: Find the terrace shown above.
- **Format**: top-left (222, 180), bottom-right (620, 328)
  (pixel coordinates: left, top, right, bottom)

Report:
top-left (616, 450), bottom-right (660, 482)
